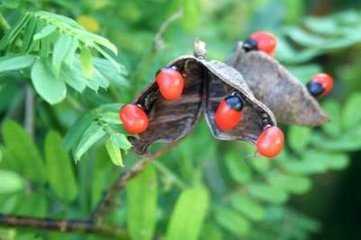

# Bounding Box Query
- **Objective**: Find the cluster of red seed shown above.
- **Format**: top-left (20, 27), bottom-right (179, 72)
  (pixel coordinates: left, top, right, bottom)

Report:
top-left (119, 31), bottom-right (334, 158)
top-left (119, 67), bottom-right (185, 135)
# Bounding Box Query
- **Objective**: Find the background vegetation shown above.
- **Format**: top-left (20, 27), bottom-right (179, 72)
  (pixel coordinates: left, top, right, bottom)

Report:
top-left (0, 0), bottom-right (360, 239)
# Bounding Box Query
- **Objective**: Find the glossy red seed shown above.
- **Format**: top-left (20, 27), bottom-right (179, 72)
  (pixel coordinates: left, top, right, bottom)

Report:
top-left (119, 104), bottom-right (149, 134)
top-left (250, 31), bottom-right (277, 56)
top-left (312, 73), bottom-right (334, 96)
top-left (215, 99), bottom-right (243, 131)
top-left (256, 126), bottom-right (284, 158)
top-left (156, 67), bottom-right (185, 100)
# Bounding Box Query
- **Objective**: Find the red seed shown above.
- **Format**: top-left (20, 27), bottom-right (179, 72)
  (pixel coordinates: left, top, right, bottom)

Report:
top-left (250, 31), bottom-right (277, 56)
top-left (312, 73), bottom-right (334, 96)
top-left (215, 99), bottom-right (243, 131)
top-left (119, 104), bottom-right (149, 134)
top-left (256, 126), bottom-right (284, 158)
top-left (156, 67), bottom-right (185, 100)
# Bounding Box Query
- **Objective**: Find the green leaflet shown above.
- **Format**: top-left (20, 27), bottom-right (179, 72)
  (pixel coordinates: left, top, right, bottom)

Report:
top-left (248, 183), bottom-right (288, 204)
top-left (230, 194), bottom-right (265, 221)
top-left (288, 126), bottom-right (312, 153)
top-left (73, 122), bottom-right (106, 161)
top-left (0, 170), bottom-right (25, 194)
top-left (52, 35), bottom-right (77, 77)
top-left (0, 55), bottom-right (35, 73)
top-left (80, 46), bottom-right (94, 78)
top-left (0, 13), bottom-right (30, 50)
top-left (61, 63), bottom-right (86, 93)
top-left (63, 112), bottom-right (94, 151)
top-left (342, 93), bottom-right (361, 130)
top-left (1, 120), bottom-right (45, 183)
top-left (45, 131), bottom-right (78, 202)
top-left (105, 137), bottom-right (123, 166)
top-left (127, 165), bottom-right (157, 240)
top-left (31, 58), bottom-right (67, 104)
top-left (165, 185), bottom-right (209, 240)
top-left (225, 152), bottom-right (251, 184)
top-left (267, 173), bottom-right (311, 195)
top-left (215, 207), bottom-right (250, 236)
top-left (33, 25), bottom-right (56, 40)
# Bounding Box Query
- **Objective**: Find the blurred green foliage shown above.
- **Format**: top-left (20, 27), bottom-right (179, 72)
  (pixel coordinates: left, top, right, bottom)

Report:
top-left (0, 0), bottom-right (361, 239)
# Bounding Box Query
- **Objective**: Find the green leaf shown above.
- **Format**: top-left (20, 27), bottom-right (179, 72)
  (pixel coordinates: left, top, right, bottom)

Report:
top-left (225, 153), bottom-right (251, 184)
top-left (94, 58), bottom-right (128, 86)
top-left (63, 113), bottom-right (94, 151)
top-left (33, 25), bottom-right (56, 40)
top-left (311, 129), bottom-right (361, 151)
top-left (1, 120), bottom-right (45, 183)
top-left (61, 63), bottom-right (86, 92)
top-left (0, 55), bottom-right (35, 73)
top-left (201, 224), bottom-right (223, 240)
top-left (283, 150), bottom-right (328, 174)
top-left (105, 137), bottom-right (123, 166)
top-left (0, 170), bottom-right (25, 194)
top-left (230, 194), bottom-right (265, 221)
top-left (215, 207), bottom-right (250, 236)
top-left (288, 126), bottom-right (312, 152)
top-left (45, 131), bottom-right (78, 202)
top-left (52, 35), bottom-right (77, 77)
top-left (80, 46), bottom-right (93, 78)
top-left (342, 93), bottom-right (361, 130)
top-left (111, 133), bottom-right (132, 152)
top-left (31, 58), bottom-right (67, 104)
top-left (127, 165), bottom-right (157, 240)
top-left (268, 173), bottom-right (311, 194)
top-left (251, 156), bottom-right (270, 173)
top-left (322, 100), bottom-right (341, 138)
top-left (0, 14), bottom-right (30, 50)
top-left (166, 185), bottom-right (209, 240)
top-left (326, 153), bottom-right (349, 170)
top-left (73, 122), bottom-right (106, 161)
top-left (22, 17), bottom-right (37, 52)
top-left (248, 183), bottom-right (288, 204)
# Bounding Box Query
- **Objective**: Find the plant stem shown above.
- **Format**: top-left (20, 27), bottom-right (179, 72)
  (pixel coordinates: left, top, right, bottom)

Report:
top-left (0, 214), bottom-right (128, 239)
top-left (91, 142), bottom-right (178, 222)
top-left (153, 161), bottom-right (187, 189)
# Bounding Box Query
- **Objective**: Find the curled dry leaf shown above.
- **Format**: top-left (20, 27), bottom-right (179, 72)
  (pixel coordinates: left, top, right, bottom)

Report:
top-left (226, 41), bottom-right (328, 126)
top-left (130, 53), bottom-right (276, 154)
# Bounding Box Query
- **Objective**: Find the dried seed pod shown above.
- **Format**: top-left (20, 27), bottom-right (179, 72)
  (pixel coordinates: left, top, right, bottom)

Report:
top-left (226, 42), bottom-right (328, 126)
top-left (202, 59), bottom-right (276, 142)
top-left (130, 49), bottom-right (277, 154)
top-left (129, 57), bottom-right (204, 154)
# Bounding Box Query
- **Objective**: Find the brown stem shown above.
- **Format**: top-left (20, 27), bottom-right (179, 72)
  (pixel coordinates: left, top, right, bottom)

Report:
top-left (91, 143), bottom-right (177, 221)
top-left (0, 214), bottom-right (128, 239)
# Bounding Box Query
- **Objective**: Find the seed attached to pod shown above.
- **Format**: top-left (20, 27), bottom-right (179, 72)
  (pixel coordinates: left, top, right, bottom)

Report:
top-left (156, 67), bottom-right (185, 100)
top-left (119, 104), bottom-right (149, 134)
top-left (215, 93), bottom-right (244, 131)
top-left (242, 31), bottom-right (277, 56)
top-left (256, 126), bottom-right (284, 158)
top-left (307, 73), bottom-right (334, 97)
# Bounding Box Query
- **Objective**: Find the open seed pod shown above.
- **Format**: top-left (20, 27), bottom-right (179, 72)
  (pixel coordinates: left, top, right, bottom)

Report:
top-left (129, 41), bottom-right (277, 154)
top-left (226, 41), bottom-right (328, 126)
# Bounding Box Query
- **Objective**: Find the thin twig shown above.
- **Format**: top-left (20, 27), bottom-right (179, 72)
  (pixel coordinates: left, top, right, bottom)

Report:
top-left (91, 142), bottom-right (178, 221)
top-left (132, 9), bottom-right (183, 92)
top-left (153, 10), bottom-right (183, 51)
top-left (0, 214), bottom-right (128, 239)
top-left (24, 85), bottom-right (35, 137)
top-left (153, 161), bottom-right (187, 189)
